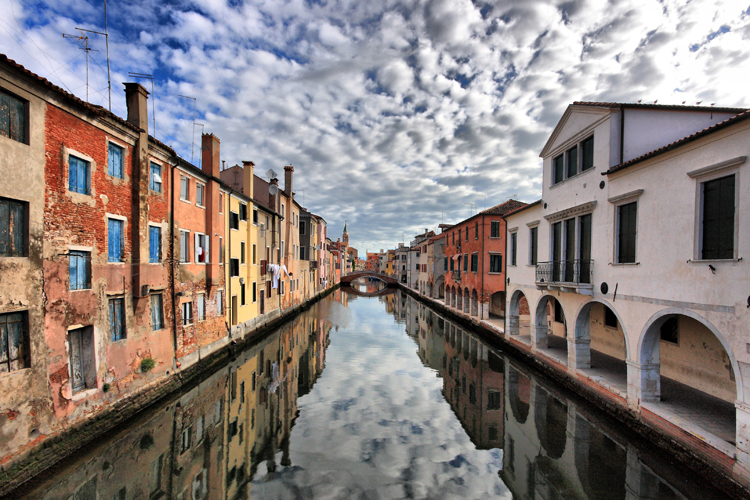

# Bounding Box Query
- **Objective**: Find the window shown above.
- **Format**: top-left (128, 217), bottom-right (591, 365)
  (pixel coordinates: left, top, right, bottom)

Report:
top-left (196, 183), bottom-right (204, 206)
top-left (490, 254), bottom-right (502, 273)
top-left (241, 284), bottom-right (246, 306)
top-left (280, 280), bottom-right (285, 295)
top-left (196, 415), bottom-right (204, 443)
top-left (300, 246), bottom-right (306, 260)
top-left (471, 253), bottom-right (478, 272)
top-left (490, 221), bottom-right (500, 238)
top-left (180, 230), bottom-right (190, 263)
top-left (0, 197), bottom-right (26, 257)
top-left (252, 244), bottom-right (256, 264)
top-left (487, 390), bottom-right (501, 410)
top-left (108, 143), bottom-right (123, 178)
top-left (465, 228), bottom-right (469, 241)
top-left (219, 237), bottom-right (224, 264)
top-left (450, 258), bottom-right (454, 271)
top-left (69, 250), bottom-right (90, 290)
top-left (554, 300), bottom-right (564, 323)
top-left (300, 220), bottom-right (306, 235)
top-left (108, 218), bottom-right (124, 262)
top-left (566, 144), bottom-right (578, 177)
top-left (530, 227), bottom-right (538, 265)
top-left (151, 294), bottom-right (163, 330)
top-left (149, 226), bottom-right (161, 263)
top-left (219, 193), bottom-right (224, 213)
top-left (553, 136), bottom-right (593, 185)
top-left (230, 212), bottom-right (239, 230)
top-left (604, 307), bottom-right (617, 328)
top-left (253, 209), bottom-right (258, 224)
top-left (510, 232), bottom-right (517, 266)
top-left (69, 155), bottom-right (90, 194)
top-left (230, 258), bottom-right (239, 277)
top-left (239, 203), bottom-right (247, 221)
top-left (0, 312), bottom-right (28, 372)
top-left (553, 154), bottom-right (564, 185)
top-left (109, 298), bottom-right (125, 341)
top-left (217, 290), bottom-right (223, 315)
top-left (197, 294), bottom-right (205, 321)
top-left (195, 233), bottom-right (208, 263)
top-left (463, 254), bottom-right (468, 272)
top-left (617, 202), bottom-right (637, 263)
top-left (149, 163), bottom-right (162, 192)
top-left (180, 176), bottom-right (189, 200)
top-left (581, 136), bottom-right (594, 171)
top-left (0, 89), bottom-right (27, 143)
top-left (180, 427), bottom-right (191, 453)
top-left (457, 229), bottom-right (461, 242)
top-left (475, 222), bottom-right (478, 238)
top-left (240, 241), bottom-right (246, 264)
top-left (252, 282), bottom-right (257, 303)
top-left (150, 455), bottom-right (163, 494)
top-left (181, 302), bottom-right (192, 326)
top-left (701, 174), bottom-right (735, 260)
top-left (660, 317), bottom-right (679, 344)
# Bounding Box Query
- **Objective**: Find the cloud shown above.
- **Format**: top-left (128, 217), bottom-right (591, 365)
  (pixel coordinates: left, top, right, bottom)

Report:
top-left (3, 0), bottom-right (750, 251)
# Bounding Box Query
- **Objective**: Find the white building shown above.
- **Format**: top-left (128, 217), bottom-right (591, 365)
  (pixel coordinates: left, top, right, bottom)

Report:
top-left (504, 102), bottom-right (750, 474)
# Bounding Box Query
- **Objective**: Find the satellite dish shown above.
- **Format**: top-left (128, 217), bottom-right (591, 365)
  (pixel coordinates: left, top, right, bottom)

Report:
top-left (266, 168), bottom-right (277, 179)
top-left (269, 184), bottom-right (278, 195)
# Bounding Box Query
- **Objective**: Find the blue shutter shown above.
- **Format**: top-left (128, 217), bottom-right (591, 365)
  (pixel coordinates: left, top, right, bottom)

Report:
top-left (69, 253), bottom-right (78, 290)
top-left (149, 226), bottom-right (159, 263)
top-left (109, 143), bottom-right (123, 178)
top-left (69, 157), bottom-right (78, 192)
top-left (108, 219), bottom-right (122, 262)
top-left (79, 253), bottom-right (88, 288)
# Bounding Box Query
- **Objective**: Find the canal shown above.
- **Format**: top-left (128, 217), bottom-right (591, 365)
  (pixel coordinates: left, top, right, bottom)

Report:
top-left (6, 283), bottom-right (734, 499)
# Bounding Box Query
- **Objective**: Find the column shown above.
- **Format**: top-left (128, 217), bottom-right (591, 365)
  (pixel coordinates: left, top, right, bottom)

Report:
top-left (508, 315), bottom-right (520, 336)
top-left (531, 321), bottom-right (548, 350)
top-left (626, 360), bottom-right (660, 406)
top-left (735, 402), bottom-right (750, 471)
top-left (567, 336), bottom-right (591, 370)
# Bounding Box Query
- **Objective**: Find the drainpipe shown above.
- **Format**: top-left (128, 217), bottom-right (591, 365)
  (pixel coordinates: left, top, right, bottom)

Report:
top-left (481, 215), bottom-right (485, 320)
top-left (170, 158), bottom-right (179, 357)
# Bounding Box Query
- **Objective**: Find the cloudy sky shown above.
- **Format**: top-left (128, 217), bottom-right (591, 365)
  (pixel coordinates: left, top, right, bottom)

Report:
top-left (2, 0), bottom-right (749, 251)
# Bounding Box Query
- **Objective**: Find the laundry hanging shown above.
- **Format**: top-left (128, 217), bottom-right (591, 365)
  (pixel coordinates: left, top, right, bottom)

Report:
top-left (267, 263), bottom-right (281, 288)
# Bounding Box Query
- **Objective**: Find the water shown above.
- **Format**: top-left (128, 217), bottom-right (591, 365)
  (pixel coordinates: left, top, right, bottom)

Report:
top-left (7, 284), bottom-right (733, 499)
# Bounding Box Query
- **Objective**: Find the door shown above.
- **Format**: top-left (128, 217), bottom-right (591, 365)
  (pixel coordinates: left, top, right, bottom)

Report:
top-left (260, 294), bottom-right (265, 315)
top-left (579, 214), bottom-right (592, 284)
top-left (231, 295), bottom-right (238, 325)
top-left (564, 218), bottom-right (576, 282)
top-left (69, 328), bottom-right (85, 393)
top-left (552, 222), bottom-right (562, 282)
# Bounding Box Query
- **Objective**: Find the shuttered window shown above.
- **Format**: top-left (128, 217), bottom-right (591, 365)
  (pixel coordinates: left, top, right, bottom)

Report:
top-left (108, 218), bottom-right (124, 262)
top-left (471, 253), bottom-right (478, 272)
top-left (510, 232), bottom-right (517, 266)
top-left (197, 294), bottom-right (205, 320)
top-left (581, 136), bottom-right (594, 171)
top-left (566, 145), bottom-right (578, 177)
top-left (196, 184), bottom-right (204, 206)
top-left (702, 175), bottom-right (735, 260)
top-left (180, 231), bottom-right (189, 262)
top-left (149, 163), bottom-right (162, 192)
top-left (109, 298), bottom-right (125, 341)
top-left (463, 254), bottom-right (468, 272)
top-left (69, 155), bottom-right (90, 194)
top-left (490, 254), bottom-right (502, 273)
top-left (230, 212), bottom-right (239, 230)
top-left (108, 143), bottom-right (123, 178)
top-left (0, 197), bottom-right (26, 256)
top-left (69, 251), bottom-right (90, 290)
top-left (529, 227), bottom-right (538, 265)
top-left (553, 155), bottom-right (564, 184)
top-left (0, 312), bottom-right (28, 372)
top-left (490, 221), bottom-right (500, 238)
top-left (617, 202), bottom-right (637, 264)
top-left (151, 294), bottom-right (163, 330)
top-left (149, 226), bottom-right (161, 263)
top-left (0, 90), bottom-right (26, 143)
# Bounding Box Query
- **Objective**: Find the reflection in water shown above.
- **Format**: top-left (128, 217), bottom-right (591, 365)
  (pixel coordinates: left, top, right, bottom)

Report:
top-left (12, 291), bottom-right (732, 499)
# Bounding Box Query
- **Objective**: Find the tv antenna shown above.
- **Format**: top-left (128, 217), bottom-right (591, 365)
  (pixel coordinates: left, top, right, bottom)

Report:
top-left (128, 72), bottom-right (156, 138)
top-left (178, 95), bottom-right (197, 162)
top-left (62, 30), bottom-right (97, 102)
top-left (74, 27), bottom-right (111, 110)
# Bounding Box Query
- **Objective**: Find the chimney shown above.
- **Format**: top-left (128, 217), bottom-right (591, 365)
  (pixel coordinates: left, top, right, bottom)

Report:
top-left (284, 165), bottom-right (294, 196)
top-left (124, 83), bottom-right (149, 133)
top-left (242, 161), bottom-right (254, 198)
top-left (269, 177), bottom-right (279, 213)
top-left (201, 134), bottom-right (220, 177)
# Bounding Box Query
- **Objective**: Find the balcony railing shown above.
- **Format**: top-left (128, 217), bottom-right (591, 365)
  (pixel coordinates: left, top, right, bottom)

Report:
top-left (535, 260), bottom-right (593, 285)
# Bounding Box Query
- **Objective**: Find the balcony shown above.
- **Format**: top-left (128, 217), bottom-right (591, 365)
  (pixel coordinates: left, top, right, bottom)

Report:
top-left (451, 270), bottom-right (461, 282)
top-left (535, 260), bottom-right (593, 295)
top-left (309, 261), bottom-right (318, 269)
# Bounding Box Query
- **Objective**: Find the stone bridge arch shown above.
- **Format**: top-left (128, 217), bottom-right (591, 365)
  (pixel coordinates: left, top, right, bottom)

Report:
top-left (340, 271), bottom-right (398, 287)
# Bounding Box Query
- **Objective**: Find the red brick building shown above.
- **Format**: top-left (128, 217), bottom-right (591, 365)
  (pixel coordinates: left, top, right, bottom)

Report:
top-left (443, 200), bottom-right (526, 319)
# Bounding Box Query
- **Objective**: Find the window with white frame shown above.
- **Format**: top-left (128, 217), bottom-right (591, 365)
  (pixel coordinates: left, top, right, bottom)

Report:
top-left (552, 135), bottom-right (594, 185)
top-left (616, 202), bottom-right (637, 264)
top-left (109, 143), bottom-right (123, 179)
top-left (69, 155), bottom-right (90, 194)
top-left (180, 230), bottom-right (190, 263)
top-left (196, 183), bottom-right (205, 207)
top-left (180, 176), bottom-right (189, 201)
top-left (197, 293), bottom-right (205, 321)
top-left (240, 241), bottom-right (246, 264)
top-left (195, 233), bottom-right (208, 263)
top-left (150, 163), bottom-right (162, 192)
top-left (151, 294), bottom-right (163, 330)
top-left (181, 302), bottom-right (192, 326)
top-left (700, 174), bottom-right (735, 260)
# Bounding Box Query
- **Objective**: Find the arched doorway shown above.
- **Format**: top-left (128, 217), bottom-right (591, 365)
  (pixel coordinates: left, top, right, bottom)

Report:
top-left (535, 295), bottom-right (568, 362)
top-left (471, 289), bottom-right (479, 317)
top-left (463, 288), bottom-right (470, 314)
top-left (574, 301), bottom-right (628, 387)
top-left (437, 277), bottom-right (445, 299)
top-left (508, 290), bottom-right (531, 340)
top-left (638, 310), bottom-right (739, 446)
top-left (489, 291), bottom-right (505, 319)
top-left (455, 286), bottom-right (462, 310)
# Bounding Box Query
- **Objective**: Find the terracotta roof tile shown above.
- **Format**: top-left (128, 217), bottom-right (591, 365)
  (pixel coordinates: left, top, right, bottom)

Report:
top-left (479, 199), bottom-right (528, 216)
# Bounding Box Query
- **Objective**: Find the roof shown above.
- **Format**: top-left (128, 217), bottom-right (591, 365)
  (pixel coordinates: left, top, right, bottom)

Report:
top-left (572, 101), bottom-right (747, 114)
top-left (605, 110), bottom-right (750, 175)
top-left (479, 199), bottom-right (528, 216)
top-left (502, 199), bottom-right (542, 219)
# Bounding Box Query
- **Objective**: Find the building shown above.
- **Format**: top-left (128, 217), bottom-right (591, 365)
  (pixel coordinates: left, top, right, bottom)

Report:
top-left (504, 102), bottom-right (750, 473)
top-left (443, 200), bottom-right (526, 319)
top-left (427, 233), bottom-right (446, 299)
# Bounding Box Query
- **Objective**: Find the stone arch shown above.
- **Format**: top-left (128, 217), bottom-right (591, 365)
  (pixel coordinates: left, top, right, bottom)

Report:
top-left (490, 291), bottom-right (505, 318)
top-left (571, 300), bottom-right (630, 370)
top-left (507, 288), bottom-right (529, 336)
top-left (455, 286), bottom-right (462, 310)
top-left (534, 294), bottom-right (568, 350)
top-left (638, 308), bottom-right (743, 403)
top-left (436, 276), bottom-right (445, 299)
top-left (471, 289), bottom-right (479, 317)
top-left (463, 288), bottom-right (470, 314)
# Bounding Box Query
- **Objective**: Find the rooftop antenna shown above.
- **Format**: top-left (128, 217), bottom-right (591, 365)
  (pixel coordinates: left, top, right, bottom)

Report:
top-left (178, 95), bottom-right (197, 162)
top-left (464, 202), bottom-right (476, 216)
top-left (62, 30), bottom-right (96, 102)
top-left (193, 123), bottom-right (204, 166)
top-left (128, 72), bottom-right (156, 138)
top-left (266, 168), bottom-right (278, 180)
top-left (75, 26), bottom-right (110, 110)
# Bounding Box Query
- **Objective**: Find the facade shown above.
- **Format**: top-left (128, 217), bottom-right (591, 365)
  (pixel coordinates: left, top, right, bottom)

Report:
top-left (427, 233), bottom-right (446, 299)
top-left (394, 244), bottom-right (408, 283)
top-left (505, 102), bottom-right (750, 473)
top-left (443, 200), bottom-right (526, 320)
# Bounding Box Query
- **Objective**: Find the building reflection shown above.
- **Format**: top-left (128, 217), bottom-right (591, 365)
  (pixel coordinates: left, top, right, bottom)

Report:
top-left (20, 292), bottom-right (726, 500)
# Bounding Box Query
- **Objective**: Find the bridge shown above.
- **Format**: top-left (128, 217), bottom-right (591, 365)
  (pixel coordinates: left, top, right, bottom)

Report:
top-left (340, 271), bottom-right (398, 286)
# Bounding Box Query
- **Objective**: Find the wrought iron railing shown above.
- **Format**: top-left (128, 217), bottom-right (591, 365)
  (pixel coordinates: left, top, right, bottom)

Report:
top-left (535, 260), bottom-right (593, 285)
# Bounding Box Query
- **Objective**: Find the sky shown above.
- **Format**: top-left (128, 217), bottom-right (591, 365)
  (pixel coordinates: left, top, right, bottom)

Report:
top-left (2, 0), bottom-right (749, 252)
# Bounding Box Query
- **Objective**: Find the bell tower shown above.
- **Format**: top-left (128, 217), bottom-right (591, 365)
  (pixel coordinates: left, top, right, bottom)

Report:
top-left (342, 221), bottom-right (349, 246)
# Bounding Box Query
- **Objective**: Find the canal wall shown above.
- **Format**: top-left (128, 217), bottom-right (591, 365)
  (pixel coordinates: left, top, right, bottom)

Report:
top-left (397, 283), bottom-right (750, 500)
top-left (0, 285), bottom-right (339, 497)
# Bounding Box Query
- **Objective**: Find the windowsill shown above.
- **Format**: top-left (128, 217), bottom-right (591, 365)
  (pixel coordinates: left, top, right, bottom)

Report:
top-left (611, 262), bottom-right (640, 266)
top-left (70, 288), bottom-right (92, 292)
top-left (108, 261), bottom-right (126, 265)
top-left (179, 198), bottom-right (191, 205)
top-left (549, 166), bottom-right (596, 189)
top-left (689, 258), bottom-right (742, 264)
top-left (72, 388), bottom-right (98, 402)
top-left (0, 367), bottom-right (31, 377)
top-left (150, 190), bottom-right (162, 195)
top-left (230, 228), bottom-right (239, 231)
top-left (182, 323), bottom-right (193, 327)
top-left (194, 262), bottom-right (207, 266)
top-left (488, 272), bottom-right (503, 275)
top-left (197, 204), bottom-right (206, 210)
